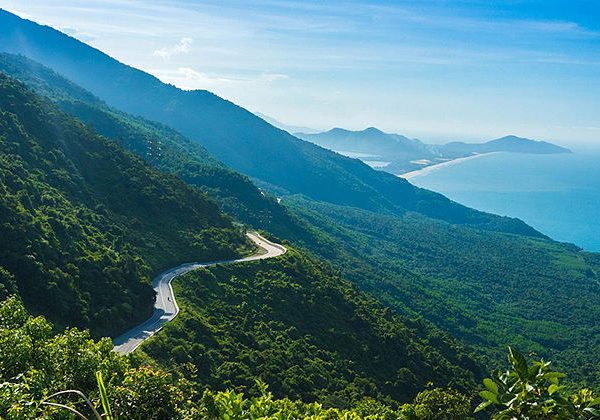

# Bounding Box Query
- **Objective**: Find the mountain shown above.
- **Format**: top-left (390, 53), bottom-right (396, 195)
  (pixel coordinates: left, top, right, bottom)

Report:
top-left (284, 195), bottom-right (600, 384)
top-left (255, 112), bottom-right (320, 134)
top-left (296, 127), bottom-right (433, 160)
top-left (298, 127), bottom-right (571, 175)
top-left (0, 70), bottom-right (483, 410)
top-left (0, 9), bottom-right (543, 237)
top-left (142, 247), bottom-right (480, 407)
top-left (440, 135), bottom-right (572, 156)
top-left (0, 73), bottom-right (250, 337)
top-left (0, 52), bottom-right (308, 239)
top-left (4, 5), bottom-right (600, 381)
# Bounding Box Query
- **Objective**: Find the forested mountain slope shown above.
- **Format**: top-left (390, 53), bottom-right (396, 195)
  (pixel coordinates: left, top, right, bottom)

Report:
top-left (284, 196), bottom-right (600, 385)
top-left (0, 53), bottom-right (304, 237)
top-left (0, 74), bottom-right (249, 337)
top-left (2, 14), bottom-right (599, 388)
top-left (0, 9), bottom-right (542, 237)
top-left (141, 248), bottom-right (481, 407)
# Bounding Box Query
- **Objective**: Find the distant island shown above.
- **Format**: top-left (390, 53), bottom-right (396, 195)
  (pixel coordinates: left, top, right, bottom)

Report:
top-left (295, 127), bottom-right (571, 175)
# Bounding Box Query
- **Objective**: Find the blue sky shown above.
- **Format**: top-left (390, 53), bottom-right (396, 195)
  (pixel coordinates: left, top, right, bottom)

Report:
top-left (1, 0), bottom-right (599, 144)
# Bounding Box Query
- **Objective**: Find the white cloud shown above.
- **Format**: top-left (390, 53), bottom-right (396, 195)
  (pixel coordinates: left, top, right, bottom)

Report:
top-left (59, 26), bottom-right (96, 42)
top-left (153, 37), bottom-right (193, 60)
top-left (151, 67), bottom-right (289, 90)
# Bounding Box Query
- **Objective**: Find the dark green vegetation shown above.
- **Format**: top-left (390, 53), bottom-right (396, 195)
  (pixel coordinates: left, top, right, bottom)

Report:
top-left (0, 56), bottom-right (489, 412)
top-left (0, 74), bottom-right (249, 337)
top-left (475, 347), bottom-right (600, 418)
top-left (0, 52), bottom-right (301, 237)
top-left (2, 297), bottom-right (598, 419)
top-left (2, 10), bottom-right (599, 388)
top-left (141, 248), bottom-right (480, 407)
top-left (284, 196), bottom-right (600, 385)
top-left (0, 296), bottom-right (474, 419)
top-left (1, 7), bottom-right (600, 412)
top-left (0, 9), bottom-right (543, 237)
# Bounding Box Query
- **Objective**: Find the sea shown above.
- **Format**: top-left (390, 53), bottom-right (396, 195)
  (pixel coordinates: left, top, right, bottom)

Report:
top-left (406, 145), bottom-right (600, 252)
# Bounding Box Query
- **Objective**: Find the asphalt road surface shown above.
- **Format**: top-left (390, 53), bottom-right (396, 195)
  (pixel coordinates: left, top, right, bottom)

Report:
top-left (112, 232), bottom-right (286, 354)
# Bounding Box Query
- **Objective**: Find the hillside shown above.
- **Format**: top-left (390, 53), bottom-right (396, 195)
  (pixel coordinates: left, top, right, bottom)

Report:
top-left (0, 9), bottom-right (543, 237)
top-left (141, 248), bottom-right (481, 407)
top-left (0, 53), bottom-right (306, 238)
top-left (296, 127), bottom-right (433, 160)
top-left (0, 68), bottom-right (486, 415)
top-left (283, 195), bottom-right (600, 384)
top-left (0, 74), bottom-right (250, 337)
top-left (440, 135), bottom-right (572, 157)
top-left (298, 128), bottom-right (571, 174)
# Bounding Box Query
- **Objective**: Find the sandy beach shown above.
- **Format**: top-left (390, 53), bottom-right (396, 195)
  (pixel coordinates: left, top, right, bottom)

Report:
top-left (398, 152), bottom-right (499, 180)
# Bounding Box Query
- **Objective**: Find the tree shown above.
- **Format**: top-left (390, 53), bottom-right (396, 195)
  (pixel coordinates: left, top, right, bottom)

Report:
top-left (476, 347), bottom-right (600, 419)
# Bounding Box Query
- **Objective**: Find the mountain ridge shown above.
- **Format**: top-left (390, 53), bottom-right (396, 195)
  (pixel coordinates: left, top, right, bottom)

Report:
top-left (296, 127), bottom-right (571, 174)
top-left (0, 8), bottom-right (544, 238)
top-left (0, 73), bottom-right (250, 337)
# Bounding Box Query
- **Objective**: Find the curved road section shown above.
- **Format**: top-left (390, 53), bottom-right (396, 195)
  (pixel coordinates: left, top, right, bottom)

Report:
top-left (113, 232), bottom-right (286, 354)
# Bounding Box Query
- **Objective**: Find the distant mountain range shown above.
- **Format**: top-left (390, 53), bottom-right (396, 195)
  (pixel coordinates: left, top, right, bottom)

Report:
top-left (3, 7), bottom-right (600, 395)
top-left (296, 128), bottom-right (571, 174)
top-left (0, 8), bottom-right (539, 234)
top-left (441, 135), bottom-right (571, 156)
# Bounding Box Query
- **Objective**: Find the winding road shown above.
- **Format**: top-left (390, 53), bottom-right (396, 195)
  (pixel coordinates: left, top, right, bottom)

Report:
top-left (112, 232), bottom-right (286, 355)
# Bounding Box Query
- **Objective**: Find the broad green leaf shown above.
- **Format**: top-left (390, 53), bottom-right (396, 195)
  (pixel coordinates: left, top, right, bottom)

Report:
top-left (583, 407), bottom-right (600, 417)
top-left (548, 384), bottom-right (560, 395)
top-left (508, 347), bottom-right (528, 379)
top-left (479, 390), bottom-right (499, 404)
top-left (474, 400), bottom-right (493, 413)
top-left (543, 372), bottom-right (565, 385)
top-left (483, 378), bottom-right (499, 395)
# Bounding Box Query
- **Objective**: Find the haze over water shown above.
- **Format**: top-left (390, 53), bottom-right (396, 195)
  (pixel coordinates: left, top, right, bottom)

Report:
top-left (409, 145), bottom-right (600, 252)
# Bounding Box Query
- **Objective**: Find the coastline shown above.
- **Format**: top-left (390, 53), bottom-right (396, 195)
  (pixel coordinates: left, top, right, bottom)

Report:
top-left (398, 152), bottom-right (500, 180)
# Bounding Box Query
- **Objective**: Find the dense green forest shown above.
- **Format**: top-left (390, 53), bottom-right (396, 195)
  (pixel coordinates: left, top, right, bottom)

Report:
top-left (0, 74), bottom-right (250, 337)
top-left (284, 196), bottom-right (600, 385)
top-left (1, 10), bottom-right (600, 414)
top-left (0, 53), bottom-right (305, 238)
top-left (3, 53), bottom-right (600, 389)
top-left (2, 297), bottom-right (598, 419)
top-left (140, 248), bottom-right (481, 407)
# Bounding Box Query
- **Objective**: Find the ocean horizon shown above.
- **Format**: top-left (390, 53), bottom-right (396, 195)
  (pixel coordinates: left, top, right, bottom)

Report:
top-left (408, 145), bottom-right (600, 252)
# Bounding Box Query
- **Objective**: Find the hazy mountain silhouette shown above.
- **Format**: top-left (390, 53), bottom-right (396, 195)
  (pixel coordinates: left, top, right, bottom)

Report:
top-left (0, 9), bottom-right (543, 236)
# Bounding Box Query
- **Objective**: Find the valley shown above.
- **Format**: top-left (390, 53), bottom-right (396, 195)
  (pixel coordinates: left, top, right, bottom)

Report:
top-left (0, 5), bottom-right (598, 419)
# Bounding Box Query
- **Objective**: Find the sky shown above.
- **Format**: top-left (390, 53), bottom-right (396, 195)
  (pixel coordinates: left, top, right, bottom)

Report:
top-left (1, 0), bottom-right (599, 144)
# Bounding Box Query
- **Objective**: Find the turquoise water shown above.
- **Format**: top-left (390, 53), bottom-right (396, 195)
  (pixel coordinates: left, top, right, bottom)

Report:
top-left (409, 146), bottom-right (600, 252)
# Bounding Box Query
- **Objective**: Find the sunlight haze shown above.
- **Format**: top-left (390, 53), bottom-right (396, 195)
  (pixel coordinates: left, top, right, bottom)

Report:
top-left (2, 0), bottom-right (599, 144)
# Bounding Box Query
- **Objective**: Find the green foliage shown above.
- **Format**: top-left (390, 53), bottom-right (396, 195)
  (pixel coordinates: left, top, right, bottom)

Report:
top-left (142, 249), bottom-right (479, 409)
top-left (400, 387), bottom-right (472, 420)
top-left (0, 296), bottom-right (127, 418)
top-left (4, 296), bottom-right (598, 419)
top-left (285, 196), bottom-right (600, 384)
top-left (0, 52), bottom-right (309, 239)
top-left (476, 347), bottom-right (600, 419)
top-left (96, 371), bottom-right (113, 420)
top-left (0, 73), bottom-right (249, 337)
top-left (0, 297), bottom-right (448, 419)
